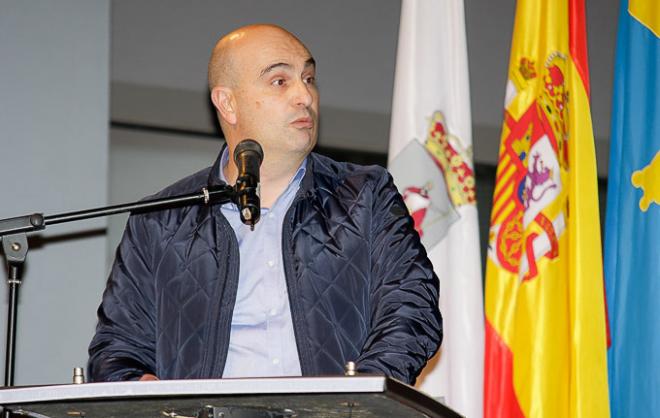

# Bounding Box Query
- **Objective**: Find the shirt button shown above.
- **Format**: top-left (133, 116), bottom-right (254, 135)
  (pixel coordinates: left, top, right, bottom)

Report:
top-left (267, 260), bottom-right (275, 267)
top-left (268, 213), bottom-right (275, 219)
top-left (269, 308), bottom-right (277, 316)
top-left (272, 358), bottom-right (280, 365)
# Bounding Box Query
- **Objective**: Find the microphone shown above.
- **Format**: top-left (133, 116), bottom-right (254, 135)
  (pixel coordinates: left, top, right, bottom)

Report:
top-left (233, 139), bottom-right (263, 228)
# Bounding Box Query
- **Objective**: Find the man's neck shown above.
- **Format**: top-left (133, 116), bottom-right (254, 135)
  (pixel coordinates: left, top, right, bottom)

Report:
top-left (224, 152), bottom-right (306, 208)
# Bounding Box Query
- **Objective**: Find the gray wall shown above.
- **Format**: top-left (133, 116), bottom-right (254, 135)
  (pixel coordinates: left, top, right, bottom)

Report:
top-left (110, 0), bottom-right (400, 155)
top-left (0, 1), bottom-right (109, 385)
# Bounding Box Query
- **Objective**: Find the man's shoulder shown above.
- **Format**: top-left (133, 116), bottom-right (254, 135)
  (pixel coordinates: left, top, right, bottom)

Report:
top-left (127, 166), bottom-right (214, 233)
top-left (310, 152), bottom-right (389, 185)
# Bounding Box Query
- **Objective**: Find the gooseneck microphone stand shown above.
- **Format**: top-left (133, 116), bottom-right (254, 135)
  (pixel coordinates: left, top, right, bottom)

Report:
top-left (0, 184), bottom-right (234, 388)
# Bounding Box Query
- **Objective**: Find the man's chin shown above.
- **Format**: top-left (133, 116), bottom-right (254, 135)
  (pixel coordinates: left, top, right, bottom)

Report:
top-left (290, 130), bottom-right (317, 152)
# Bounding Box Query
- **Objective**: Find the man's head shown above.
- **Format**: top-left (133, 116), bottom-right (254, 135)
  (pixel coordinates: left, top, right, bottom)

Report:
top-left (208, 24), bottom-right (319, 166)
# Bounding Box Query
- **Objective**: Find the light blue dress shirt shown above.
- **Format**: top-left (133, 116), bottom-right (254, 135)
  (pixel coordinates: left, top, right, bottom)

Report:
top-left (218, 147), bottom-right (305, 377)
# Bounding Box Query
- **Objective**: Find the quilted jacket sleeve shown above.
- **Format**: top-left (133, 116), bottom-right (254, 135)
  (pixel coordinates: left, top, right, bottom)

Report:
top-left (356, 170), bottom-right (443, 385)
top-left (87, 213), bottom-right (158, 382)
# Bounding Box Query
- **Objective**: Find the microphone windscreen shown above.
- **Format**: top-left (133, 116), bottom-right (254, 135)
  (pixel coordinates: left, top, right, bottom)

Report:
top-left (233, 139), bottom-right (263, 163)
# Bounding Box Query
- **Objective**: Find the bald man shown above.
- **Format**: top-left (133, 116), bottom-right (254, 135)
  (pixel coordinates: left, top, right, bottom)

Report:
top-left (88, 25), bottom-right (442, 385)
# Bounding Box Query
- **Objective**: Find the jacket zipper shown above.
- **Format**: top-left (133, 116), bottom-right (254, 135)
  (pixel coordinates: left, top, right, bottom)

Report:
top-left (281, 189), bottom-right (315, 376)
top-left (204, 206), bottom-right (241, 378)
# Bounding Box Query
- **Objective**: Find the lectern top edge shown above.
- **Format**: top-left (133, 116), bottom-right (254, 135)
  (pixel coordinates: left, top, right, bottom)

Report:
top-left (1, 376), bottom-right (464, 418)
top-left (1, 376), bottom-right (389, 404)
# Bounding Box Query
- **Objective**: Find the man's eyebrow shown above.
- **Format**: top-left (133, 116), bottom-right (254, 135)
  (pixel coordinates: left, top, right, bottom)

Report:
top-left (259, 62), bottom-right (291, 78)
top-left (259, 57), bottom-right (316, 78)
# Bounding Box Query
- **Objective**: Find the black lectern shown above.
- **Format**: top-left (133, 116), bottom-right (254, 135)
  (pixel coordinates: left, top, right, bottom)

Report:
top-left (0, 376), bottom-right (463, 417)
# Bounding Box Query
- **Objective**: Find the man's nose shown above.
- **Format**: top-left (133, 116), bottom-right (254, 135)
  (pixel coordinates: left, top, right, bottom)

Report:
top-left (292, 79), bottom-right (314, 108)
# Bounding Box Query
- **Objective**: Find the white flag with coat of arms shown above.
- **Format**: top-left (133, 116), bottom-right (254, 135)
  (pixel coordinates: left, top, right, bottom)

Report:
top-left (387, 1), bottom-right (484, 417)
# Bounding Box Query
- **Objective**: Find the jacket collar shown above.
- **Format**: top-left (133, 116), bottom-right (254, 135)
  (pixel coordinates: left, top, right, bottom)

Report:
top-left (206, 143), bottom-right (319, 198)
top-left (207, 144), bottom-right (228, 188)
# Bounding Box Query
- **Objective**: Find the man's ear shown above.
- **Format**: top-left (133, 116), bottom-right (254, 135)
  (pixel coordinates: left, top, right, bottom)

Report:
top-left (210, 86), bottom-right (237, 125)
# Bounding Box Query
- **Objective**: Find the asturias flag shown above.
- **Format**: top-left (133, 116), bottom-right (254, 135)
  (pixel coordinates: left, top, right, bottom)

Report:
top-left (605, 1), bottom-right (660, 417)
top-left (484, 1), bottom-right (610, 417)
top-left (388, 1), bottom-right (484, 417)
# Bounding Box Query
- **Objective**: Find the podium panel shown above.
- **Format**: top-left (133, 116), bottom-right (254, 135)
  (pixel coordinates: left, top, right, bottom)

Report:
top-left (0, 376), bottom-right (463, 418)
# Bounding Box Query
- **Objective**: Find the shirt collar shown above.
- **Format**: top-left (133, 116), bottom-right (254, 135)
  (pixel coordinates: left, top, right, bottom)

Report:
top-left (218, 146), bottom-right (308, 201)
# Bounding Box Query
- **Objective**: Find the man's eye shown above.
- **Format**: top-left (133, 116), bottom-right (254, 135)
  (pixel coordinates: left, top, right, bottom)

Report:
top-left (272, 79), bottom-right (286, 86)
top-left (304, 76), bottom-right (316, 85)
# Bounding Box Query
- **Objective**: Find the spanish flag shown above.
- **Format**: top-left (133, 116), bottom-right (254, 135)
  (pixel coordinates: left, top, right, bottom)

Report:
top-left (484, 1), bottom-right (610, 417)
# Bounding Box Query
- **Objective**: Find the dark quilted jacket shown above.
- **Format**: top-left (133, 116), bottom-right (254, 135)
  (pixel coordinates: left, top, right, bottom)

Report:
top-left (88, 151), bottom-right (442, 384)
